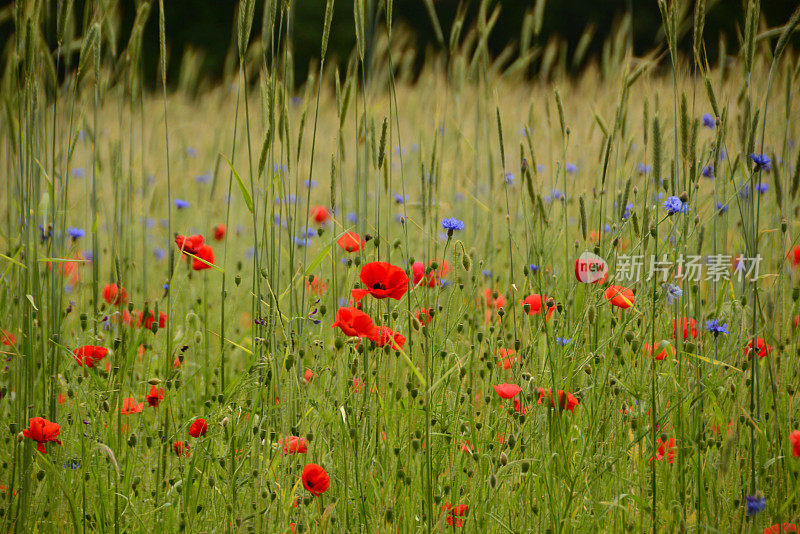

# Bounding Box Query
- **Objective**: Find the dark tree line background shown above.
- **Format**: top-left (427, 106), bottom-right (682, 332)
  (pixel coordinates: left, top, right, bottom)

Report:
top-left (1, 1), bottom-right (798, 87)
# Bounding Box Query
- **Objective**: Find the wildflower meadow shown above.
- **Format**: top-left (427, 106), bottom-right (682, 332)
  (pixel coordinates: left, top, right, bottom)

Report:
top-left (2, 0), bottom-right (800, 532)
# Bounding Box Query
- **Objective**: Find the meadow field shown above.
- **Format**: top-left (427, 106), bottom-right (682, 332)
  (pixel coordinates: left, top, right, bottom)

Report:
top-left (2, 0), bottom-right (800, 532)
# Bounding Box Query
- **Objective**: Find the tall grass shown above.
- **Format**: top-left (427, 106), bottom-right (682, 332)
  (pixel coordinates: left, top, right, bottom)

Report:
top-left (1, 1), bottom-right (800, 532)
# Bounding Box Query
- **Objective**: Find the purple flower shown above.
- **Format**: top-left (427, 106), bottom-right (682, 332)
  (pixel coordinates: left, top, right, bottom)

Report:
top-left (663, 196), bottom-right (688, 215)
top-left (702, 165), bottom-right (714, 178)
top-left (702, 113), bottom-right (715, 129)
top-left (174, 199), bottom-right (190, 209)
top-left (565, 163), bottom-right (578, 174)
top-left (441, 217), bottom-right (465, 232)
top-left (705, 319), bottom-right (729, 336)
top-left (67, 227), bottom-right (85, 240)
top-left (749, 153), bottom-right (771, 171)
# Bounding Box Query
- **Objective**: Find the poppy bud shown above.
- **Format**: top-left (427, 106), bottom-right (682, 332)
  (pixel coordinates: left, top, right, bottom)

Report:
top-left (489, 474), bottom-right (497, 488)
top-left (128, 434), bottom-right (137, 447)
top-left (334, 338), bottom-right (344, 350)
top-left (792, 288), bottom-right (799, 302)
top-left (36, 470), bottom-right (45, 481)
top-left (650, 226), bottom-right (657, 238)
top-left (679, 191), bottom-right (689, 202)
top-left (149, 378), bottom-right (162, 385)
top-left (499, 452), bottom-right (508, 466)
top-left (546, 297), bottom-right (554, 308)
top-left (235, 275), bottom-right (241, 286)
top-left (222, 417), bottom-right (229, 428)
top-left (16, 431), bottom-right (23, 442)
top-left (102, 400), bottom-right (110, 412)
top-left (145, 436), bottom-right (153, 448)
top-left (782, 218), bottom-right (788, 233)
top-left (150, 322), bottom-right (159, 334)
top-left (194, 331), bottom-right (202, 344)
top-left (624, 332), bottom-right (633, 343)
top-left (80, 313), bottom-right (87, 330)
top-left (521, 461), bottom-right (530, 473)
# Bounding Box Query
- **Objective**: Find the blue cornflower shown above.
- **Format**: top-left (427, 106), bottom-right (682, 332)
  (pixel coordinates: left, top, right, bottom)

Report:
top-left (749, 153), bottom-right (772, 171)
top-left (702, 113), bottom-right (715, 129)
top-left (455, 192), bottom-right (464, 201)
top-left (702, 165), bottom-right (714, 178)
top-left (394, 194), bottom-right (408, 204)
top-left (739, 184), bottom-right (752, 199)
top-left (745, 494), bottom-right (766, 516)
top-left (186, 146), bottom-right (197, 157)
top-left (504, 172), bottom-right (514, 185)
top-left (756, 182), bottom-right (769, 194)
top-left (622, 202), bottom-right (634, 220)
top-left (565, 163), bottom-right (578, 174)
top-left (395, 214), bottom-right (405, 224)
top-left (67, 227), bottom-right (85, 240)
top-left (64, 460), bottom-right (80, 470)
top-left (481, 269), bottom-right (492, 278)
top-left (705, 319), bottom-right (729, 336)
top-left (304, 179), bottom-right (318, 188)
top-left (39, 224), bottom-right (52, 242)
top-left (291, 96), bottom-right (302, 106)
top-left (551, 188), bottom-right (565, 200)
top-left (162, 283), bottom-right (169, 292)
top-left (153, 247), bottom-right (165, 260)
top-left (293, 236), bottom-right (311, 247)
top-left (346, 212), bottom-right (358, 223)
top-left (716, 203), bottom-right (728, 214)
top-left (529, 264), bottom-right (539, 273)
top-left (195, 173), bottom-right (211, 183)
top-left (556, 337), bottom-right (572, 346)
top-left (174, 199), bottom-right (190, 209)
top-left (71, 167), bottom-right (86, 178)
top-left (604, 223), bottom-right (611, 232)
top-left (245, 247), bottom-right (255, 259)
top-left (665, 284), bottom-right (683, 305)
top-left (440, 279), bottom-right (451, 287)
top-left (663, 196), bottom-right (689, 215)
top-left (536, 164), bottom-right (546, 173)
top-left (394, 146), bottom-right (407, 156)
top-left (637, 163), bottom-right (652, 175)
top-left (441, 217), bottom-right (465, 233)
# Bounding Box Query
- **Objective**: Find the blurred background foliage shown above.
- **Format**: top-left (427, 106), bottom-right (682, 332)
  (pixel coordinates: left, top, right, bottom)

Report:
top-left (0, 0), bottom-right (798, 90)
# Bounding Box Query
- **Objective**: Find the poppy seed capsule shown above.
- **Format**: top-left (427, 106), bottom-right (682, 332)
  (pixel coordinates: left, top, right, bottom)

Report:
top-left (679, 191), bottom-right (689, 202)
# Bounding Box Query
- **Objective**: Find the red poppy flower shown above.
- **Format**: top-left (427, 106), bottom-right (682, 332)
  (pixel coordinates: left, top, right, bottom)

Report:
top-left (787, 246), bottom-right (800, 267)
top-left (604, 285), bottom-right (634, 309)
top-left (765, 524), bottom-right (799, 534)
top-left (336, 231), bottom-right (364, 253)
top-left (2, 331), bottom-right (16, 345)
top-left (672, 318), bottom-right (698, 339)
top-left (213, 224), bottom-right (226, 240)
top-left (331, 307), bottom-right (377, 338)
top-left (73, 345), bottom-right (109, 368)
top-left (145, 385), bottom-right (164, 408)
top-left (482, 289), bottom-right (506, 324)
top-left (302, 368), bottom-right (314, 383)
top-left (367, 326), bottom-right (406, 349)
top-left (643, 342), bottom-right (675, 361)
top-left (351, 262), bottom-right (409, 302)
top-left (22, 417), bottom-right (61, 454)
top-left (513, 398), bottom-right (528, 414)
top-left (496, 348), bottom-right (519, 369)
top-left (310, 206), bottom-right (330, 224)
top-left (537, 388), bottom-right (579, 412)
top-left (744, 337), bottom-right (773, 359)
top-left (412, 260), bottom-right (450, 288)
top-left (655, 437), bottom-right (677, 463)
top-left (493, 383), bottom-right (522, 399)
top-left (192, 244), bottom-right (215, 270)
top-left (173, 441), bottom-right (190, 457)
top-left (280, 436), bottom-right (308, 455)
top-left (710, 420), bottom-right (733, 436)
top-left (415, 308), bottom-right (434, 326)
top-left (461, 442), bottom-right (474, 454)
top-left (522, 294), bottom-right (555, 319)
top-left (137, 311), bottom-right (167, 330)
top-left (175, 234), bottom-right (204, 254)
top-left (790, 430), bottom-right (800, 458)
top-left (306, 276), bottom-right (327, 295)
top-left (102, 283), bottom-right (128, 305)
top-left (121, 397), bottom-right (144, 415)
top-left (442, 503), bottom-right (469, 527)
top-left (301, 463), bottom-right (330, 495)
top-left (189, 418), bottom-right (208, 437)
